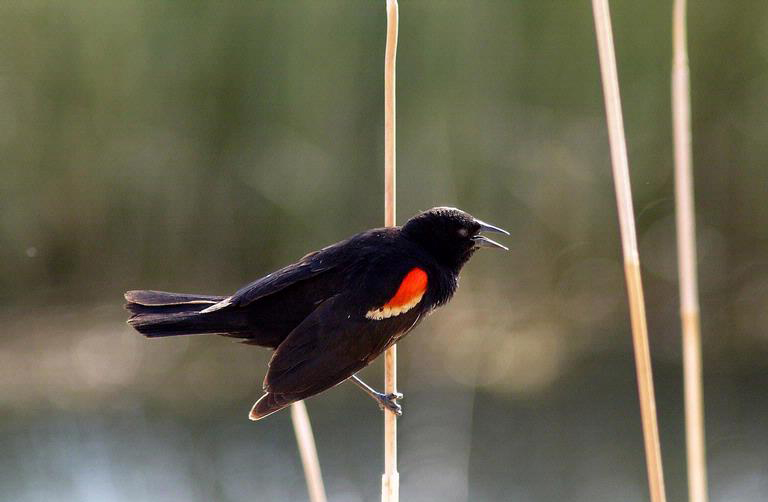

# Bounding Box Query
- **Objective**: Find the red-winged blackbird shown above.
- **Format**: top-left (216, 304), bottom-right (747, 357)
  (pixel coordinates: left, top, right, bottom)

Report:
top-left (125, 207), bottom-right (507, 420)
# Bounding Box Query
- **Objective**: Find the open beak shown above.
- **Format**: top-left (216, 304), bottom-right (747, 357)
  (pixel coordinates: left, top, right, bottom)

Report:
top-left (472, 219), bottom-right (509, 250)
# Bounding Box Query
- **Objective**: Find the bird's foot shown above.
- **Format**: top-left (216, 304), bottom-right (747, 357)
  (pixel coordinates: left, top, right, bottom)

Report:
top-left (375, 391), bottom-right (403, 416)
top-left (349, 374), bottom-right (403, 416)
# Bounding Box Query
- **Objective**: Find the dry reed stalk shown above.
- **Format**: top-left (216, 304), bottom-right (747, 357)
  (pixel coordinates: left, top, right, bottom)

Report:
top-left (382, 1), bottom-right (399, 501)
top-left (672, 1), bottom-right (708, 501)
top-left (590, 2), bottom-right (668, 502)
top-left (290, 401), bottom-right (327, 502)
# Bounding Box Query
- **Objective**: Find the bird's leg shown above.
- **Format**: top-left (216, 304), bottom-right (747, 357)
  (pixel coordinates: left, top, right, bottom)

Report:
top-left (350, 374), bottom-right (403, 416)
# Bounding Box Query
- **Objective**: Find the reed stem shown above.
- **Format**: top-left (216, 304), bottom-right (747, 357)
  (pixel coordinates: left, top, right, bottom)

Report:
top-left (382, 2), bottom-right (399, 502)
top-left (290, 401), bottom-right (327, 502)
top-left (590, 2), bottom-right (668, 501)
top-left (672, 1), bottom-right (709, 501)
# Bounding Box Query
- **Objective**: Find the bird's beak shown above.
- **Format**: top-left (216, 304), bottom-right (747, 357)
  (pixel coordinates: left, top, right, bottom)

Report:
top-left (472, 235), bottom-right (508, 250)
top-left (476, 219), bottom-right (510, 236)
top-left (472, 219), bottom-right (510, 251)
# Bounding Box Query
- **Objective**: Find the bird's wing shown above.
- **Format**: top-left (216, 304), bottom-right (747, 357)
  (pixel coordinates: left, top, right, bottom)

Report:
top-left (200, 246), bottom-right (340, 313)
top-left (249, 261), bottom-right (429, 420)
top-left (264, 294), bottom-right (379, 392)
top-left (248, 294), bottom-right (378, 419)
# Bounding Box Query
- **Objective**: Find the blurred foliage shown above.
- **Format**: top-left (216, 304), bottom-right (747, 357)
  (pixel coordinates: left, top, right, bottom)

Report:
top-left (2, 1), bottom-right (768, 501)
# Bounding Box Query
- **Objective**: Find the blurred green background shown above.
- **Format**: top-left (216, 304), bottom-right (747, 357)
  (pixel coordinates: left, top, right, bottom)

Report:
top-left (2, 1), bottom-right (767, 501)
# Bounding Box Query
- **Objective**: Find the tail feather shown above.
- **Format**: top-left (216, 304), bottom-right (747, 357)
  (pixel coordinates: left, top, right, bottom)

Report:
top-left (125, 290), bottom-right (224, 307)
top-left (125, 290), bottom-right (236, 338)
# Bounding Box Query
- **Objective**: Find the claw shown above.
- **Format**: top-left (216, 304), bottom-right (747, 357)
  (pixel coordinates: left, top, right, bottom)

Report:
top-left (349, 374), bottom-right (404, 416)
top-left (376, 392), bottom-right (403, 416)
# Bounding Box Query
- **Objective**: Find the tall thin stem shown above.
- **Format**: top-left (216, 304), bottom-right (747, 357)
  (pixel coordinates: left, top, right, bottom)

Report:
top-left (382, 1), bottom-right (399, 502)
top-left (290, 401), bottom-right (327, 502)
top-left (672, 1), bottom-right (708, 501)
top-left (590, 2), bottom-right (668, 502)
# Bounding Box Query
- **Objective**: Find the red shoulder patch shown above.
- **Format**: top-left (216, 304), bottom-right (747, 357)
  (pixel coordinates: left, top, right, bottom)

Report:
top-left (366, 267), bottom-right (428, 320)
top-left (384, 267), bottom-right (428, 308)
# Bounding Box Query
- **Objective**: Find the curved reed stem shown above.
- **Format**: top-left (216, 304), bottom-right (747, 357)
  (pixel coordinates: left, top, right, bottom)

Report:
top-left (590, 2), bottom-right (668, 501)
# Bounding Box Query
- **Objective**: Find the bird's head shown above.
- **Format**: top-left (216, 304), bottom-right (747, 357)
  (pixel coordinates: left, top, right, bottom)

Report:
top-left (401, 207), bottom-right (509, 272)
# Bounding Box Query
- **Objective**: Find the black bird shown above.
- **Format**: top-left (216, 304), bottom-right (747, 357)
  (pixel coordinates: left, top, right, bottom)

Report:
top-left (125, 207), bottom-right (508, 420)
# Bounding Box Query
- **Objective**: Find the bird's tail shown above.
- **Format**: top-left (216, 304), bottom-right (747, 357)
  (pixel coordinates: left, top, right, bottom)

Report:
top-left (125, 290), bottom-right (240, 337)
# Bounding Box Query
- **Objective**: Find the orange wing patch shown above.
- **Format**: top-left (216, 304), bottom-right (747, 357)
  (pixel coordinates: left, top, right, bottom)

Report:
top-left (366, 267), bottom-right (428, 320)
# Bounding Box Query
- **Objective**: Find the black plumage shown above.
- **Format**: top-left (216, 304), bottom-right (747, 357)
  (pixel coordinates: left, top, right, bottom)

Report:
top-left (125, 207), bottom-right (508, 420)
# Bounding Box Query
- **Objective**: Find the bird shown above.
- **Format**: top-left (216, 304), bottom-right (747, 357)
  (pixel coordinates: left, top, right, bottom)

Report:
top-left (125, 207), bottom-right (508, 420)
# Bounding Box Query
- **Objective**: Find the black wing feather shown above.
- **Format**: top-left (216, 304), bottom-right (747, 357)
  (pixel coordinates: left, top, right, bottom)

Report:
top-left (249, 295), bottom-right (380, 420)
top-left (226, 247), bottom-right (339, 309)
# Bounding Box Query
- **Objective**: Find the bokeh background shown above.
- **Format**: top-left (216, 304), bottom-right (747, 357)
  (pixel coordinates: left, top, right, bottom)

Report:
top-left (2, 1), bottom-right (767, 501)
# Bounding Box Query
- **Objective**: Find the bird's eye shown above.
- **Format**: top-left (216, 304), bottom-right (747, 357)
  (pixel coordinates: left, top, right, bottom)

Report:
top-left (458, 228), bottom-right (469, 237)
